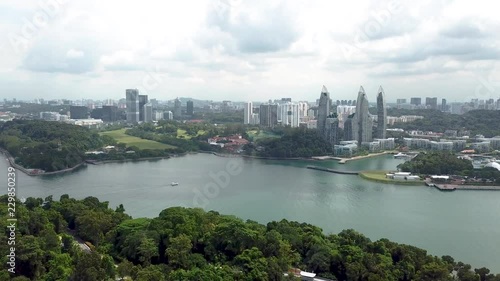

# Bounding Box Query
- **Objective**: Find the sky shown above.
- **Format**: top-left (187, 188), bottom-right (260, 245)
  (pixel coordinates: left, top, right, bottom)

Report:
top-left (1, 0), bottom-right (500, 103)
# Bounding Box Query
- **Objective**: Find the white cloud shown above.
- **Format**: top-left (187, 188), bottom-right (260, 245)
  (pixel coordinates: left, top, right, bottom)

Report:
top-left (1, 0), bottom-right (499, 102)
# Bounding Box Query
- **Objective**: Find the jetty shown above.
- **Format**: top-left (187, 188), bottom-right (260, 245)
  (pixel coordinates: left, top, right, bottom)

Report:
top-left (434, 184), bottom-right (500, 191)
top-left (306, 166), bottom-right (359, 175)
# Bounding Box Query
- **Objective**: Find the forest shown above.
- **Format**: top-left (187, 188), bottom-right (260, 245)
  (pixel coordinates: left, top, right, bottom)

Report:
top-left (398, 152), bottom-right (500, 183)
top-left (380, 109), bottom-right (500, 138)
top-left (0, 120), bottom-right (113, 172)
top-left (253, 128), bottom-right (333, 158)
top-left (1, 195), bottom-right (499, 281)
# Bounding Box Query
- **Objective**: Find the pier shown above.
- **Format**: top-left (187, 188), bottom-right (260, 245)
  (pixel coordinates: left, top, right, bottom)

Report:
top-left (434, 184), bottom-right (500, 191)
top-left (306, 166), bottom-right (359, 175)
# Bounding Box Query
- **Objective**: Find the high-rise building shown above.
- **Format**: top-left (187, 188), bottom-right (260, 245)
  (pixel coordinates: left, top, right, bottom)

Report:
top-left (164, 111), bottom-right (174, 120)
top-left (174, 98), bottom-right (182, 119)
top-left (139, 95), bottom-right (148, 121)
top-left (259, 104), bottom-right (278, 127)
top-left (126, 89), bottom-right (140, 123)
top-left (343, 115), bottom-right (354, 141)
top-left (298, 102), bottom-right (308, 117)
top-left (279, 102), bottom-right (300, 127)
top-left (410, 97), bottom-right (421, 106)
top-left (69, 106), bottom-right (88, 119)
top-left (244, 102), bottom-right (253, 124)
top-left (397, 99), bottom-right (407, 104)
top-left (325, 116), bottom-right (339, 147)
top-left (317, 85), bottom-right (331, 138)
top-left (353, 86), bottom-right (372, 145)
top-left (187, 100), bottom-right (194, 115)
top-left (376, 86), bottom-right (387, 139)
top-left (143, 103), bottom-right (153, 123)
top-left (102, 105), bottom-right (118, 122)
top-left (425, 97), bottom-right (438, 109)
top-left (441, 99), bottom-right (447, 111)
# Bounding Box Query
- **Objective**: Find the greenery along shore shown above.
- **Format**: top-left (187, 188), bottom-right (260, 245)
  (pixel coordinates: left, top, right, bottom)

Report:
top-left (1, 195), bottom-right (499, 281)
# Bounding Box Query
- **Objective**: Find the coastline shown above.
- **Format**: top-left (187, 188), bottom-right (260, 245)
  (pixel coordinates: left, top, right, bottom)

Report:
top-left (0, 148), bottom-right (85, 177)
top-left (358, 170), bottom-right (425, 186)
top-left (87, 156), bottom-right (171, 165)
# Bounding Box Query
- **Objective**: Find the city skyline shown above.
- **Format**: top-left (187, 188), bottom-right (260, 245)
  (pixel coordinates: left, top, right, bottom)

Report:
top-left (1, 0), bottom-right (499, 101)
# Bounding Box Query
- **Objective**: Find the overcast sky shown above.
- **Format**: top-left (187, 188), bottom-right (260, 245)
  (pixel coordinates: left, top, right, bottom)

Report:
top-left (1, 0), bottom-right (500, 103)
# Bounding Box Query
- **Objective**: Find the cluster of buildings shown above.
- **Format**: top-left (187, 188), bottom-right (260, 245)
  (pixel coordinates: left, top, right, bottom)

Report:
top-left (125, 89), bottom-right (195, 123)
top-left (396, 97), bottom-right (500, 114)
top-left (207, 135), bottom-right (249, 152)
top-left (243, 99), bottom-right (309, 127)
top-left (402, 136), bottom-right (500, 153)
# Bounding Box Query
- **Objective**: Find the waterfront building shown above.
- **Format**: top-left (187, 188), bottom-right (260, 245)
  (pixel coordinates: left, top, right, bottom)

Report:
top-left (174, 98), bottom-right (182, 119)
top-left (325, 116), bottom-right (339, 148)
top-left (138, 95), bottom-right (148, 121)
top-left (376, 86), bottom-right (387, 139)
top-left (317, 86), bottom-right (331, 138)
top-left (471, 141), bottom-right (491, 153)
top-left (187, 100), bottom-right (194, 115)
top-left (334, 141), bottom-right (358, 157)
top-left (374, 138), bottom-right (396, 150)
top-left (244, 102), bottom-right (253, 124)
top-left (352, 86), bottom-right (372, 146)
top-left (343, 115), bottom-right (354, 141)
top-left (126, 89), bottom-right (140, 123)
top-left (368, 141), bottom-right (381, 152)
top-left (404, 138), bottom-right (430, 149)
top-left (430, 141), bottom-right (453, 151)
top-left (69, 105), bottom-right (88, 119)
top-left (259, 103), bottom-right (279, 127)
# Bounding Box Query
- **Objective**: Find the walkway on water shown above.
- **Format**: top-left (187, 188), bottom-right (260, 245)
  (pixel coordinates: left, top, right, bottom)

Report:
top-left (306, 166), bottom-right (359, 175)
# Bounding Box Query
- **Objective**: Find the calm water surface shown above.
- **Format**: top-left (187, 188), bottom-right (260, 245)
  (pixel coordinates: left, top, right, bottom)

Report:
top-left (3, 154), bottom-right (500, 272)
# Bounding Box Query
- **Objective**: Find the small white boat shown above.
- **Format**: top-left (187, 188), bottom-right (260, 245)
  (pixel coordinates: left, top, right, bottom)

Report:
top-left (171, 182), bottom-right (179, 186)
top-left (394, 153), bottom-right (408, 159)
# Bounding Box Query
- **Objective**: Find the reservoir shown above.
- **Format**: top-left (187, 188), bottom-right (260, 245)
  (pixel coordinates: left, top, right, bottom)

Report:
top-left (3, 154), bottom-right (500, 272)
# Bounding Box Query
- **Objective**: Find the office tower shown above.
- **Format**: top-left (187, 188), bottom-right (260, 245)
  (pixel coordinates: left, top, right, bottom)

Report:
top-left (244, 102), bottom-right (252, 124)
top-left (353, 86), bottom-right (372, 145)
top-left (441, 99), bottom-right (447, 111)
top-left (101, 105), bottom-right (118, 122)
top-left (138, 95), bottom-right (148, 121)
top-left (174, 98), bottom-right (182, 119)
top-left (69, 105), bottom-right (88, 119)
top-left (143, 103), bottom-right (153, 123)
top-left (425, 97), bottom-right (438, 109)
top-left (317, 85), bottom-right (331, 138)
top-left (126, 89), bottom-right (140, 123)
top-left (410, 97), bottom-right (421, 106)
top-left (376, 86), bottom-right (387, 139)
top-left (259, 103), bottom-right (278, 127)
top-left (186, 100), bottom-right (194, 115)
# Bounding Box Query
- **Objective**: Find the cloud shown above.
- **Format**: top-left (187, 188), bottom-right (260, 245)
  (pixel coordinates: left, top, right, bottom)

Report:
top-left (66, 48), bottom-right (84, 58)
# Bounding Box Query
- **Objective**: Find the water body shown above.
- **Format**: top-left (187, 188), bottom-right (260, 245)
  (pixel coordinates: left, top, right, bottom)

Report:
top-left (2, 154), bottom-right (500, 272)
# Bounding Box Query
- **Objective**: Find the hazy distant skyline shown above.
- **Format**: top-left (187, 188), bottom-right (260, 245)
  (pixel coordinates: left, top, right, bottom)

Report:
top-left (1, 0), bottom-right (499, 102)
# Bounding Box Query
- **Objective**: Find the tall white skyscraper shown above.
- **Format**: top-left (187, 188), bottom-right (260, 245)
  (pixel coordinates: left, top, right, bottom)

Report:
top-left (244, 102), bottom-right (253, 124)
top-left (298, 101), bottom-right (309, 117)
top-left (279, 102), bottom-right (300, 127)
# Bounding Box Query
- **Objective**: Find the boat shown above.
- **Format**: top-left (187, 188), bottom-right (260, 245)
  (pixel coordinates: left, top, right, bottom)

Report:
top-left (393, 153), bottom-right (408, 159)
top-left (171, 182), bottom-right (179, 186)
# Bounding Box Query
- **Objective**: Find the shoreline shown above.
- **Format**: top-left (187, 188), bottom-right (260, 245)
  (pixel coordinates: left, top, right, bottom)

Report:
top-left (205, 151), bottom-right (394, 163)
top-left (358, 171), bottom-right (425, 186)
top-left (86, 156), bottom-right (171, 165)
top-left (1, 148), bottom-right (85, 177)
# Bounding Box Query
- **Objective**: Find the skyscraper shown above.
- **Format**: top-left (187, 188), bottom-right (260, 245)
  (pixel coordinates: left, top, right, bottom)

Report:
top-left (353, 86), bottom-right (372, 146)
top-left (126, 89), bottom-right (139, 123)
top-left (259, 104), bottom-right (278, 127)
top-left (325, 115), bottom-right (339, 147)
top-left (279, 102), bottom-right (300, 127)
top-left (344, 114), bottom-right (354, 141)
top-left (317, 85), bottom-right (331, 138)
top-left (244, 102), bottom-right (252, 124)
top-left (70, 105), bottom-right (88, 119)
top-left (143, 103), bottom-right (153, 123)
top-left (376, 86), bottom-right (387, 139)
top-left (174, 98), bottom-right (182, 119)
top-left (139, 94), bottom-right (148, 121)
top-left (425, 97), bottom-right (438, 109)
top-left (441, 98), bottom-right (447, 111)
top-left (187, 100), bottom-right (194, 115)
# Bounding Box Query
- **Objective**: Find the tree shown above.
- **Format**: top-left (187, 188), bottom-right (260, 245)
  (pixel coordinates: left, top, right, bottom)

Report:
top-left (165, 234), bottom-right (192, 269)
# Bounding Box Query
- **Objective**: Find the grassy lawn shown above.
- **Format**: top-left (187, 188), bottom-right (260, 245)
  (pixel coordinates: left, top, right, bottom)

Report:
top-left (100, 129), bottom-right (176, 150)
top-left (359, 170), bottom-right (424, 186)
top-left (247, 130), bottom-right (280, 141)
top-left (176, 129), bottom-right (206, 140)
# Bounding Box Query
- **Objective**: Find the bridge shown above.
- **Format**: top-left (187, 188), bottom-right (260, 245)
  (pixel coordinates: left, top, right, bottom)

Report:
top-left (306, 166), bottom-right (359, 175)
